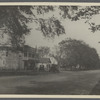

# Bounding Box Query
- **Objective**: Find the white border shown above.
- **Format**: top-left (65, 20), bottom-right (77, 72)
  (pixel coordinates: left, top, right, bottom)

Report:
top-left (1, 95), bottom-right (100, 98)
top-left (0, 2), bottom-right (100, 98)
top-left (0, 2), bottom-right (100, 6)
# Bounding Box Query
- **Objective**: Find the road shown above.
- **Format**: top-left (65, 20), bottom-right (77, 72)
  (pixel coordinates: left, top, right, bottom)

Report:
top-left (0, 70), bottom-right (100, 94)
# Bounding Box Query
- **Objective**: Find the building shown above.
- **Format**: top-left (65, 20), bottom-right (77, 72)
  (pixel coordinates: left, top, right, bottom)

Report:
top-left (36, 58), bottom-right (51, 71)
top-left (0, 45), bottom-right (59, 71)
top-left (50, 57), bottom-right (58, 65)
top-left (0, 46), bottom-right (24, 70)
top-left (0, 45), bottom-right (37, 70)
top-left (23, 45), bottom-right (37, 70)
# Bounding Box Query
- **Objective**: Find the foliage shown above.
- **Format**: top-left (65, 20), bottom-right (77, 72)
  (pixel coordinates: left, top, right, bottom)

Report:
top-left (0, 6), bottom-right (33, 47)
top-left (37, 46), bottom-right (50, 58)
top-left (57, 38), bottom-right (100, 70)
top-left (0, 6), bottom-right (65, 47)
top-left (39, 17), bottom-right (65, 38)
top-left (1, 5), bottom-right (100, 48)
top-left (59, 6), bottom-right (100, 32)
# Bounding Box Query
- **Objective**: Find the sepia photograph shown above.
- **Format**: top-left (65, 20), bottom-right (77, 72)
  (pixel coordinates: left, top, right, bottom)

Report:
top-left (0, 3), bottom-right (100, 96)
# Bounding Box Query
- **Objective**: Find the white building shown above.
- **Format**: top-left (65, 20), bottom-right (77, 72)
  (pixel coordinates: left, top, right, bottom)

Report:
top-left (0, 45), bottom-right (37, 70)
top-left (0, 46), bottom-right (24, 70)
top-left (36, 58), bottom-right (51, 71)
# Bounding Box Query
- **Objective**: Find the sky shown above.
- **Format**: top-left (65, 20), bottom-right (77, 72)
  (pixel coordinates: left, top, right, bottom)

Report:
top-left (25, 7), bottom-right (100, 56)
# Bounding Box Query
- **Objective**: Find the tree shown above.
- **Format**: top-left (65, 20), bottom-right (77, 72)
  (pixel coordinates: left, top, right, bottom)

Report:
top-left (50, 45), bottom-right (62, 65)
top-left (0, 6), bottom-right (33, 47)
top-left (59, 6), bottom-right (100, 32)
top-left (57, 38), bottom-right (100, 70)
top-left (1, 5), bottom-right (100, 48)
top-left (37, 46), bottom-right (50, 58)
top-left (0, 6), bottom-right (65, 48)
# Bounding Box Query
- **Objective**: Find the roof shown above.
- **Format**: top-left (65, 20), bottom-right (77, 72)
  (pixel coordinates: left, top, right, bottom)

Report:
top-left (0, 46), bottom-right (22, 52)
top-left (0, 46), bottom-right (11, 50)
top-left (0, 45), bottom-right (36, 53)
top-left (50, 57), bottom-right (58, 64)
top-left (37, 58), bottom-right (51, 63)
top-left (23, 45), bottom-right (36, 53)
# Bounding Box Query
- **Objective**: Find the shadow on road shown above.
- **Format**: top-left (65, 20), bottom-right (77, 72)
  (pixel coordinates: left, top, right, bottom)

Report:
top-left (90, 80), bottom-right (100, 95)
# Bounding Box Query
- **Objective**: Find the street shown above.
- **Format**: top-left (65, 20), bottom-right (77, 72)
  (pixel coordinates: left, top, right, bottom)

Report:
top-left (0, 70), bottom-right (100, 94)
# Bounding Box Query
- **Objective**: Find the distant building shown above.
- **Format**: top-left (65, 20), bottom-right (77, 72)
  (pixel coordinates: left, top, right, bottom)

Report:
top-left (36, 58), bottom-right (51, 71)
top-left (50, 57), bottom-right (58, 65)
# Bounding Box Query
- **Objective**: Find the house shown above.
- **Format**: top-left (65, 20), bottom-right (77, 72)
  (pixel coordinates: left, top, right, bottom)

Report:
top-left (0, 45), bottom-right (37, 70)
top-left (22, 45), bottom-right (37, 70)
top-left (50, 57), bottom-right (58, 65)
top-left (0, 45), bottom-right (59, 71)
top-left (0, 46), bottom-right (24, 70)
top-left (36, 58), bottom-right (51, 71)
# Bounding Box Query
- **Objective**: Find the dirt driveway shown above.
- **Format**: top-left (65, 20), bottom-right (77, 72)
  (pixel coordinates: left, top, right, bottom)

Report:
top-left (0, 70), bottom-right (100, 94)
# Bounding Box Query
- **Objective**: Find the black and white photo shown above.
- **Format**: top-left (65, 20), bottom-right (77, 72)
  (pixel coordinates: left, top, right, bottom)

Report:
top-left (0, 3), bottom-right (99, 95)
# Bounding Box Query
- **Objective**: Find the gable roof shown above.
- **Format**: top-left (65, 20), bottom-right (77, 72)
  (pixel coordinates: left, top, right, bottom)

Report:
top-left (0, 46), bottom-right (22, 52)
top-left (0, 45), bottom-right (36, 53)
top-left (23, 45), bottom-right (36, 53)
top-left (38, 58), bottom-right (51, 63)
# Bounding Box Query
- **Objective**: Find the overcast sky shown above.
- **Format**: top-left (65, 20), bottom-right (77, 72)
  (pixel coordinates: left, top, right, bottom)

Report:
top-left (24, 6), bottom-right (100, 56)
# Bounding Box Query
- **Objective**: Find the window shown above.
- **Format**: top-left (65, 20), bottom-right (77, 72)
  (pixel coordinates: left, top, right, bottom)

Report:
top-left (32, 54), bottom-right (34, 58)
top-left (29, 53), bottom-right (31, 57)
top-left (24, 52), bottom-right (27, 57)
top-left (6, 51), bottom-right (8, 56)
top-left (3, 60), bottom-right (5, 65)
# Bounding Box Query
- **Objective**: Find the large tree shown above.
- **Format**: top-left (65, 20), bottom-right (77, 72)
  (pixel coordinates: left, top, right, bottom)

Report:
top-left (0, 6), bottom-right (65, 48)
top-left (56, 38), bottom-right (100, 70)
top-left (1, 5), bottom-right (100, 48)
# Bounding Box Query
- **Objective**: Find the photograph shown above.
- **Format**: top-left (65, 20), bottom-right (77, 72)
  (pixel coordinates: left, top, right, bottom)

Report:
top-left (0, 2), bottom-right (100, 96)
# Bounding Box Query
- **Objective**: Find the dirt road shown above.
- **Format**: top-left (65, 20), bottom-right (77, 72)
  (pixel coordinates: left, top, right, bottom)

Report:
top-left (0, 70), bottom-right (100, 94)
